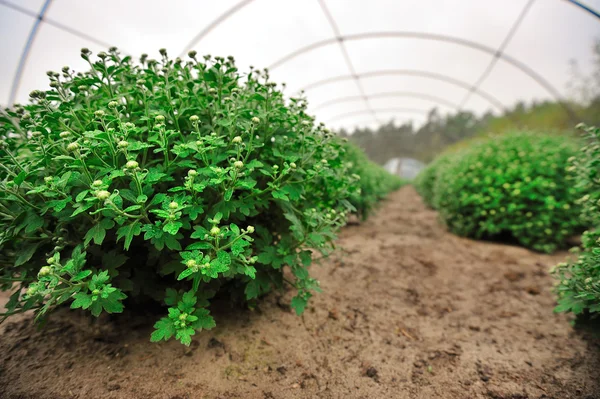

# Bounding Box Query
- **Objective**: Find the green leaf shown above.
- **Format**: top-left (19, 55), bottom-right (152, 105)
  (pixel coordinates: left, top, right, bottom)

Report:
top-left (47, 198), bottom-right (70, 212)
top-left (71, 292), bottom-right (93, 310)
top-left (176, 327), bottom-right (195, 346)
top-left (71, 202), bottom-right (94, 217)
top-left (164, 288), bottom-right (179, 306)
top-left (244, 274), bottom-right (271, 300)
top-left (14, 170), bottom-right (27, 185)
top-left (299, 251), bottom-right (312, 267)
top-left (190, 226), bottom-right (209, 239)
top-left (186, 241), bottom-right (212, 251)
top-left (151, 317), bottom-right (176, 342)
top-left (24, 213), bottom-right (44, 234)
top-left (272, 190), bottom-right (289, 201)
top-left (177, 268), bottom-right (195, 280)
top-left (231, 239), bottom-right (249, 256)
top-left (257, 246), bottom-right (276, 265)
top-left (291, 295), bottom-right (308, 315)
top-left (85, 224), bottom-right (106, 246)
top-left (15, 243), bottom-right (39, 266)
top-left (117, 221), bottom-right (142, 250)
top-left (217, 250), bottom-right (231, 266)
top-left (187, 205), bottom-right (204, 221)
top-left (71, 270), bottom-right (92, 282)
top-left (99, 289), bottom-right (126, 313)
top-left (163, 221), bottom-right (183, 235)
top-left (224, 188), bottom-right (233, 201)
top-left (192, 308), bottom-right (216, 330)
top-left (76, 190), bottom-right (89, 202)
top-left (165, 235), bottom-right (182, 251)
top-left (181, 291), bottom-right (197, 308)
top-left (243, 265), bottom-right (256, 278)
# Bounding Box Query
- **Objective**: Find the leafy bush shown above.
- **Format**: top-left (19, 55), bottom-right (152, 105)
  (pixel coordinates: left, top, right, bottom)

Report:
top-left (433, 131), bottom-right (583, 253)
top-left (414, 152), bottom-right (458, 209)
top-left (0, 48), bottom-right (363, 345)
top-left (553, 124), bottom-right (600, 316)
top-left (343, 143), bottom-right (405, 219)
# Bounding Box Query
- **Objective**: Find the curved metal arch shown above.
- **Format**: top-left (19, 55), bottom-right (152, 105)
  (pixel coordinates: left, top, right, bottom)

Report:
top-left (565, 0), bottom-right (600, 19)
top-left (326, 107), bottom-right (429, 123)
top-left (7, 0), bottom-right (53, 105)
top-left (313, 91), bottom-right (459, 111)
top-left (179, 0), bottom-right (255, 58)
top-left (268, 31), bottom-right (575, 119)
top-left (300, 69), bottom-right (506, 112)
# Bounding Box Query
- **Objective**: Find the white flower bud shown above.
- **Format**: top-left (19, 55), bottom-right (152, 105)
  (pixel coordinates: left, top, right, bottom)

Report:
top-left (247, 225), bottom-right (255, 234)
top-left (234, 161), bottom-right (244, 169)
top-left (210, 226), bottom-right (221, 236)
top-left (117, 140), bottom-right (129, 149)
top-left (96, 190), bottom-right (111, 201)
top-left (169, 201), bottom-right (179, 210)
top-left (38, 266), bottom-right (52, 277)
top-left (92, 180), bottom-right (103, 187)
top-left (232, 136), bottom-right (242, 144)
top-left (59, 131), bottom-right (70, 138)
top-left (251, 117), bottom-right (260, 124)
top-left (66, 142), bottom-right (79, 152)
top-left (126, 160), bottom-right (139, 169)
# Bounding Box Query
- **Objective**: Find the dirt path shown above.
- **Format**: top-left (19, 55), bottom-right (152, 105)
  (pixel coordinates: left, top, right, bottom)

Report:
top-left (1, 186), bottom-right (599, 399)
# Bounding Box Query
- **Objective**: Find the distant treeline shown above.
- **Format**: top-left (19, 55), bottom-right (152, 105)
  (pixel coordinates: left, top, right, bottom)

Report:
top-left (338, 99), bottom-right (600, 164)
top-left (339, 40), bottom-right (600, 164)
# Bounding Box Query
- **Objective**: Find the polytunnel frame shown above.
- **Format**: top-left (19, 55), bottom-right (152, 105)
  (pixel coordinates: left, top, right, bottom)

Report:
top-left (3, 0), bottom-right (598, 126)
top-left (300, 70), bottom-right (507, 112)
top-left (313, 91), bottom-right (459, 112)
top-left (327, 107), bottom-right (430, 123)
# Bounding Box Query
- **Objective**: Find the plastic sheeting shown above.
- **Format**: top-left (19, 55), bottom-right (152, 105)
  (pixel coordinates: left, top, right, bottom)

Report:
top-left (1, 0), bottom-right (599, 131)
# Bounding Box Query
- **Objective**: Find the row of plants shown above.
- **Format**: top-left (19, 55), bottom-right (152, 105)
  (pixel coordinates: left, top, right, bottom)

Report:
top-left (553, 124), bottom-right (600, 316)
top-left (414, 128), bottom-right (599, 317)
top-left (0, 48), bottom-right (400, 345)
top-left (343, 143), bottom-right (406, 220)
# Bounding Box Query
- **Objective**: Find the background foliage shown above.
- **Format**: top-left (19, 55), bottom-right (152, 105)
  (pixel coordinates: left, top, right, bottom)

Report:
top-left (553, 124), bottom-right (600, 316)
top-left (422, 132), bottom-right (583, 253)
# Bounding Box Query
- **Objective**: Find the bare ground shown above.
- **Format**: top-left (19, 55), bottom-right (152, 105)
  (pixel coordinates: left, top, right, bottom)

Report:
top-left (1, 186), bottom-right (599, 399)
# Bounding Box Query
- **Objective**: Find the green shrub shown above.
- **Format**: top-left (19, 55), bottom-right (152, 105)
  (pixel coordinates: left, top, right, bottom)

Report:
top-left (343, 143), bottom-right (405, 219)
top-left (0, 48), bottom-right (363, 345)
top-left (553, 124), bottom-right (600, 316)
top-left (414, 152), bottom-right (458, 209)
top-left (433, 131), bottom-right (583, 253)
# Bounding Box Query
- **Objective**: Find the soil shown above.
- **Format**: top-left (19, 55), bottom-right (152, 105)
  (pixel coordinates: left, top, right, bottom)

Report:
top-left (1, 186), bottom-right (599, 399)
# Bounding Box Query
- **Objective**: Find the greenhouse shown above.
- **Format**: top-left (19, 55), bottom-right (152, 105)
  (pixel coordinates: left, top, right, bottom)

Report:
top-left (1, 0), bottom-right (599, 398)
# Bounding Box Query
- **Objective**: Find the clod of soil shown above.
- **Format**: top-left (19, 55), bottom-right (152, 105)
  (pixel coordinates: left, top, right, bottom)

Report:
top-left (1, 186), bottom-right (599, 398)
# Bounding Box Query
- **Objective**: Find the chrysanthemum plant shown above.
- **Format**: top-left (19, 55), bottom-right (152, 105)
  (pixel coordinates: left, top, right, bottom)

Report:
top-left (0, 48), bottom-right (360, 345)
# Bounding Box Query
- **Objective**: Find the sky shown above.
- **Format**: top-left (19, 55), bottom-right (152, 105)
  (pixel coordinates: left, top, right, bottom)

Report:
top-left (1, 0), bottom-right (599, 131)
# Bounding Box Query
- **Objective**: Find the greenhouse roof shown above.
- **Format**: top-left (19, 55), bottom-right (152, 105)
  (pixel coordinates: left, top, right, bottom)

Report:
top-left (1, 0), bottom-right (599, 130)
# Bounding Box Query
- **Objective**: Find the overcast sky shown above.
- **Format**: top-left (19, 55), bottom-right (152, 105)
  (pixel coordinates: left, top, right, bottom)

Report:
top-left (1, 0), bottom-right (599, 130)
